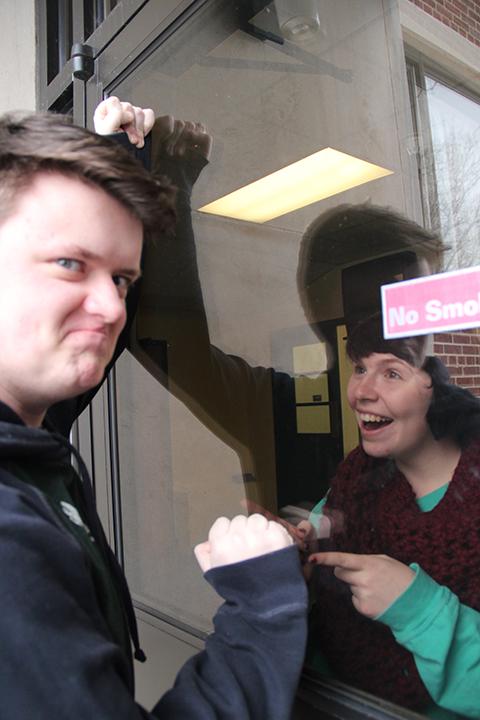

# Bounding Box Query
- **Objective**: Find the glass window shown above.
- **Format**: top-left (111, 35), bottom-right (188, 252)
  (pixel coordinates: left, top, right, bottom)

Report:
top-left (410, 65), bottom-right (480, 270)
top-left (84, 0), bottom-right (119, 38)
top-left (46, 0), bottom-right (73, 82)
top-left (102, 2), bottom-right (480, 717)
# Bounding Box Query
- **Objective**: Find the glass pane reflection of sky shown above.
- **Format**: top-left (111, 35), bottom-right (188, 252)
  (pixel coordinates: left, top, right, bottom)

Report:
top-left (426, 76), bottom-right (480, 269)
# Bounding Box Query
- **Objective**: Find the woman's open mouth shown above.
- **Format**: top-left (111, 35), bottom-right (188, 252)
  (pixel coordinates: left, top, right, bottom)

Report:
top-left (358, 412), bottom-right (393, 431)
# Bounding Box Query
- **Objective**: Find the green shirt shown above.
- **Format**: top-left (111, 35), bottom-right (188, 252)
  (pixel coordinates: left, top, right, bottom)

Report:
top-left (308, 484), bottom-right (479, 719)
top-left (3, 458), bottom-right (131, 660)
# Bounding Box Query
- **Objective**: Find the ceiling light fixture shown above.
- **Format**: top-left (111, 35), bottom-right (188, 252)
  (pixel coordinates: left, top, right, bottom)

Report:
top-left (198, 148), bottom-right (393, 223)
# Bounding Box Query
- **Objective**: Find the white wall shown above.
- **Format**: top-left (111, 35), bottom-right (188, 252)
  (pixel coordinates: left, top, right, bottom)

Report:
top-left (0, 0), bottom-right (36, 113)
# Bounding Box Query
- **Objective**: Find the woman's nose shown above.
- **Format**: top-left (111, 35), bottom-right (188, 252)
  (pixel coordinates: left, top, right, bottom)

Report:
top-left (354, 373), bottom-right (378, 400)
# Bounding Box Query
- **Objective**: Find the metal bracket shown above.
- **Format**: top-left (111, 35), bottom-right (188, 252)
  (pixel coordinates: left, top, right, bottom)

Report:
top-left (71, 43), bottom-right (95, 81)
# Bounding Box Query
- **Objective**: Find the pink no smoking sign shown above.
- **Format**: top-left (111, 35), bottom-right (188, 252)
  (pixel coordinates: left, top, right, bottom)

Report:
top-left (382, 266), bottom-right (480, 339)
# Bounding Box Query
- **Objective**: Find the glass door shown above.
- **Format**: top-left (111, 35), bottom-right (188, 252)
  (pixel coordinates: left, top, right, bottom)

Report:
top-left (85, 1), bottom-right (450, 717)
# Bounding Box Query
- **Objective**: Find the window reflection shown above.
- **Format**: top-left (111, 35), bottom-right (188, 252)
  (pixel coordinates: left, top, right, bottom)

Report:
top-left (410, 68), bottom-right (480, 271)
top-left (110, 1), bottom-right (480, 717)
top-left (426, 75), bottom-right (480, 270)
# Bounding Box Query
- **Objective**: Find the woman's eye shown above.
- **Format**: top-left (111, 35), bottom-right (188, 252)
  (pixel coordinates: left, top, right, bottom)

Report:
top-left (386, 369), bottom-right (401, 380)
top-left (56, 258), bottom-right (83, 272)
top-left (353, 364), bottom-right (366, 375)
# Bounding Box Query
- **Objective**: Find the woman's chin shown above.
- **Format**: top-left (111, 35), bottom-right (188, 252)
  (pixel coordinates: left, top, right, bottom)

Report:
top-left (361, 438), bottom-right (391, 459)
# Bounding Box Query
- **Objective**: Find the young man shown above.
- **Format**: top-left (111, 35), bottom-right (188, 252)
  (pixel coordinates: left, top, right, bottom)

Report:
top-left (0, 109), bottom-right (307, 718)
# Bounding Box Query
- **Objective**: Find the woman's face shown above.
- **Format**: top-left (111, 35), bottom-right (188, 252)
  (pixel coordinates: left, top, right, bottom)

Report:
top-left (347, 353), bottom-right (434, 461)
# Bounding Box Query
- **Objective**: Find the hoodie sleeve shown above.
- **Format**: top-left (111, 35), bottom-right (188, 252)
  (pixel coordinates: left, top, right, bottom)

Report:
top-left (0, 476), bottom-right (307, 720)
top-left (153, 546), bottom-right (308, 719)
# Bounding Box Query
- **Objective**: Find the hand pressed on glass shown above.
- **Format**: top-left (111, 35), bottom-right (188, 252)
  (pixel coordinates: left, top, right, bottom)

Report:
top-left (194, 513), bottom-right (293, 572)
top-left (94, 96), bottom-right (212, 160)
top-left (94, 96), bottom-right (155, 148)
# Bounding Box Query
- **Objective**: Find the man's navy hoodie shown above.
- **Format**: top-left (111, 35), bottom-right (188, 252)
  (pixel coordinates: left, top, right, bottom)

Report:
top-left (0, 400), bottom-right (307, 719)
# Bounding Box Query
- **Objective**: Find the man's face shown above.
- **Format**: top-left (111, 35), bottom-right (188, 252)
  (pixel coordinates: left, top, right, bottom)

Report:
top-left (347, 353), bottom-right (433, 462)
top-left (0, 172), bottom-right (142, 424)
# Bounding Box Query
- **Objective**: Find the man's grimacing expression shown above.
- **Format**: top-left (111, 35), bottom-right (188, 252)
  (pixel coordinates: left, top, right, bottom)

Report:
top-left (347, 353), bottom-right (434, 462)
top-left (0, 171), bottom-right (142, 424)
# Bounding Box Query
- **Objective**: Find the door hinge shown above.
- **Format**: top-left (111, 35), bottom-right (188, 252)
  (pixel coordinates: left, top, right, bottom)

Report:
top-left (71, 44), bottom-right (95, 81)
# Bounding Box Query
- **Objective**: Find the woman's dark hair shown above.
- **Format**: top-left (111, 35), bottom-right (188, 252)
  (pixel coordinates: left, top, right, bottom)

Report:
top-left (424, 356), bottom-right (480, 448)
top-left (346, 312), bottom-right (428, 368)
top-left (347, 313), bottom-right (480, 448)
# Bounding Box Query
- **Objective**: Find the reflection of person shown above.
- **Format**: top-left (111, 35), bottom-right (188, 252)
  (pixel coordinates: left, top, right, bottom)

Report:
top-left (0, 109), bottom-right (308, 718)
top-left (297, 203), bottom-right (442, 337)
top-left (304, 313), bottom-right (480, 718)
top-left (96, 103), bottom-right (443, 517)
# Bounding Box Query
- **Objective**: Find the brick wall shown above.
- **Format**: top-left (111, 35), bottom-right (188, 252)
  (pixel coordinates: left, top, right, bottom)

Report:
top-left (407, 0), bottom-right (480, 47)
top-left (406, 0), bottom-right (480, 391)
top-left (434, 329), bottom-right (480, 394)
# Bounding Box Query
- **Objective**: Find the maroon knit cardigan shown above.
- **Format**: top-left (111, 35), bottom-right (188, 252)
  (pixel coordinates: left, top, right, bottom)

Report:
top-left (310, 440), bottom-right (480, 711)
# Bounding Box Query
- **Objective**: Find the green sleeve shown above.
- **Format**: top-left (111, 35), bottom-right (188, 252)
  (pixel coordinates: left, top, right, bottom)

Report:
top-left (378, 564), bottom-right (480, 718)
top-left (308, 495), bottom-right (328, 532)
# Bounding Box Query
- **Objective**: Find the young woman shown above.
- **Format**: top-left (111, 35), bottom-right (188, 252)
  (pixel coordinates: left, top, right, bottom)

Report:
top-left (302, 314), bottom-right (480, 719)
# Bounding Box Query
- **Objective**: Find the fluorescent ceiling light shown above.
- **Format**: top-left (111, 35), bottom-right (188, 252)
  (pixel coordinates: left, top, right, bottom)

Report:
top-left (198, 148), bottom-right (393, 223)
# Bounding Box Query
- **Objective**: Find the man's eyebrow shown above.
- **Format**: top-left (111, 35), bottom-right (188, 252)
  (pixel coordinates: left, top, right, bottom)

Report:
top-left (60, 244), bottom-right (101, 262)
top-left (118, 267), bottom-right (142, 282)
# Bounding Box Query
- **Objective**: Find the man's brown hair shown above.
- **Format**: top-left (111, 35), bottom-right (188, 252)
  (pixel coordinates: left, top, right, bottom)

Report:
top-left (0, 111), bottom-right (176, 235)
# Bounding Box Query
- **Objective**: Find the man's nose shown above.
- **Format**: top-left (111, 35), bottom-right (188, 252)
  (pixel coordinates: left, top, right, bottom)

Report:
top-left (83, 277), bottom-right (126, 325)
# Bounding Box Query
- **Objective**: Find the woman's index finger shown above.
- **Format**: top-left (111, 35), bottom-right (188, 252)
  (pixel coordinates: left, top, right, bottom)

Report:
top-left (309, 551), bottom-right (365, 569)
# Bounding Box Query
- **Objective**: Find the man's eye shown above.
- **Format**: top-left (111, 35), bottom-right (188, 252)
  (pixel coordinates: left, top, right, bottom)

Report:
top-left (56, 258), bottom-right (83, 272)
top-left (353, 364), bottom-right (366, 375)
top-left (113, 275), bottom-right (132, 295)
